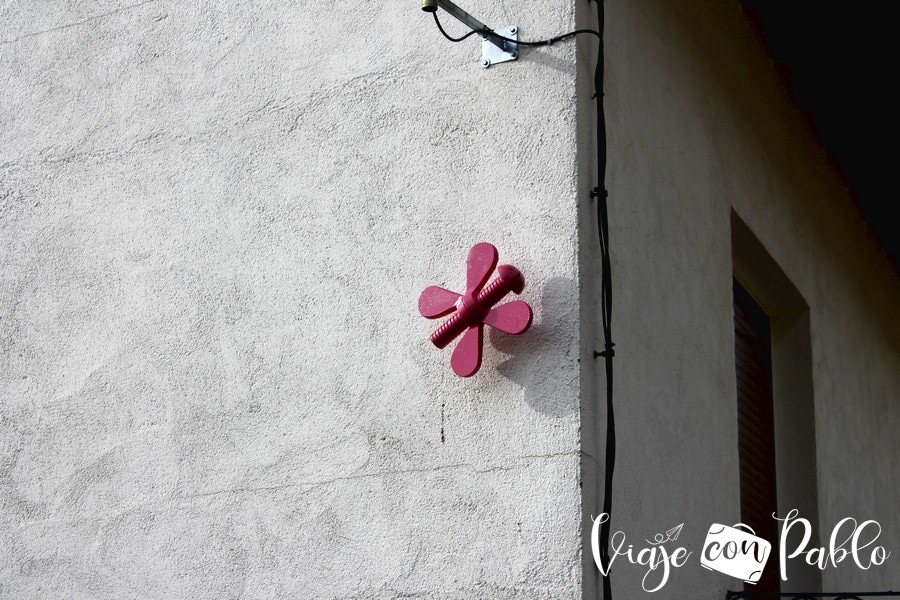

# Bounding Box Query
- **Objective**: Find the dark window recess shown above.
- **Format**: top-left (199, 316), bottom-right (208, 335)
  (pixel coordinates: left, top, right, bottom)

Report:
top-left (734, 280), bottom-right (780, 593)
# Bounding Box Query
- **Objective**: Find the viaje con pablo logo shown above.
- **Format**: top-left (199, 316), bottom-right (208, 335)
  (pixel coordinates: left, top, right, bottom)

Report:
top-left (590, 509), bottom-right (892, 592)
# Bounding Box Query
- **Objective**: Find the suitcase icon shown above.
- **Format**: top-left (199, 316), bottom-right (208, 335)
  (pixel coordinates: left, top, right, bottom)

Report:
top-left (701, 523), bottom-right (772, 584)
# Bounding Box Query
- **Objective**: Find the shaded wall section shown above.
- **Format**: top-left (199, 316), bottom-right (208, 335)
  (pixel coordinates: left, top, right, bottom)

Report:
top-left (579, 0), bottom-right (899, 596)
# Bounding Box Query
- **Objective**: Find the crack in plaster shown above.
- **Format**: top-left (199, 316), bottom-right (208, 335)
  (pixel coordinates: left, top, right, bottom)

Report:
top-left (212, 31), bottom-right (253, 70)
top-left (0, 0), bottom-right (158, 46)
top-left (178, 450), bottom-right (578, 500)
top-left (0, 130), bottom-right (208, 170)
top-left (6, 452), bottom-right (579, 532)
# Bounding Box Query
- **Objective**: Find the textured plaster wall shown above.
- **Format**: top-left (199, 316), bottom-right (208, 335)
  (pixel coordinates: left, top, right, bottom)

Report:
top-left (5, 1), bottom-right (898, 598)
top-left (579, 0), bottom-right (900, 597)
top-left (1, 2), bottom-right (585, 598)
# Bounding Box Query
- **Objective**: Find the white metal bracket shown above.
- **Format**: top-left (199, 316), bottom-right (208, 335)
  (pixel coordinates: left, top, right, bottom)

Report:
top-left (481, 27), bottom-right (518, 68)
top-left (424, 0), bottom-right (519, 69)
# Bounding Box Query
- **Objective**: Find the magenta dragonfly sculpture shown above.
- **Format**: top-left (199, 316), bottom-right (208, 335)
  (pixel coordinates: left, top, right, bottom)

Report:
top-left (418, 242), bottom-right (533, 377)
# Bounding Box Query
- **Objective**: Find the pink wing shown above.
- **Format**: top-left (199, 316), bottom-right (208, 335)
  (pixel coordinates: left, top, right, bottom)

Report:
top-left (483, 300), bottom-right (533, 335)
top-left (451, 324), bottom-right (483, 377)
top-left (419, 286), bottom-right (461, 319)
top-left (466, 242), bottom-right (498, 296)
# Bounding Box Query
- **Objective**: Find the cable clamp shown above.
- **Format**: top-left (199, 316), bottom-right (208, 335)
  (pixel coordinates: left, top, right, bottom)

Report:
top-left (590, 187), bottom-right (608, 200)
top-left (593, 342), bottom-right (615, 359)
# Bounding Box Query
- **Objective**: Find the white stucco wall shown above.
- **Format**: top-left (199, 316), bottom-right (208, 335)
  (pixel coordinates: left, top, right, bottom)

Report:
top-left (3, 0), bottom-right (897, 598)
top-left (1, 2), bottom-right (585, 598)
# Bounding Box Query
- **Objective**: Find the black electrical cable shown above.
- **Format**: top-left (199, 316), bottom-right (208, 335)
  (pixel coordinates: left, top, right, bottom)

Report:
top-left (487, 26), bottom-right (601, 46)
top-left (431, 5), bottom-right (614, 598)
top-left (589, 1), bottom-right (616, 600)
top-left (433, 11), bottom-right (600, 46)
top-left (432, 12), bottom-right (480, 42)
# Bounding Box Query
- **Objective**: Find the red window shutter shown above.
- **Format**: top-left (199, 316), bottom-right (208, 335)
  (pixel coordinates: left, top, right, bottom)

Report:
top-left (734, 280), bottom-right (780, 593)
